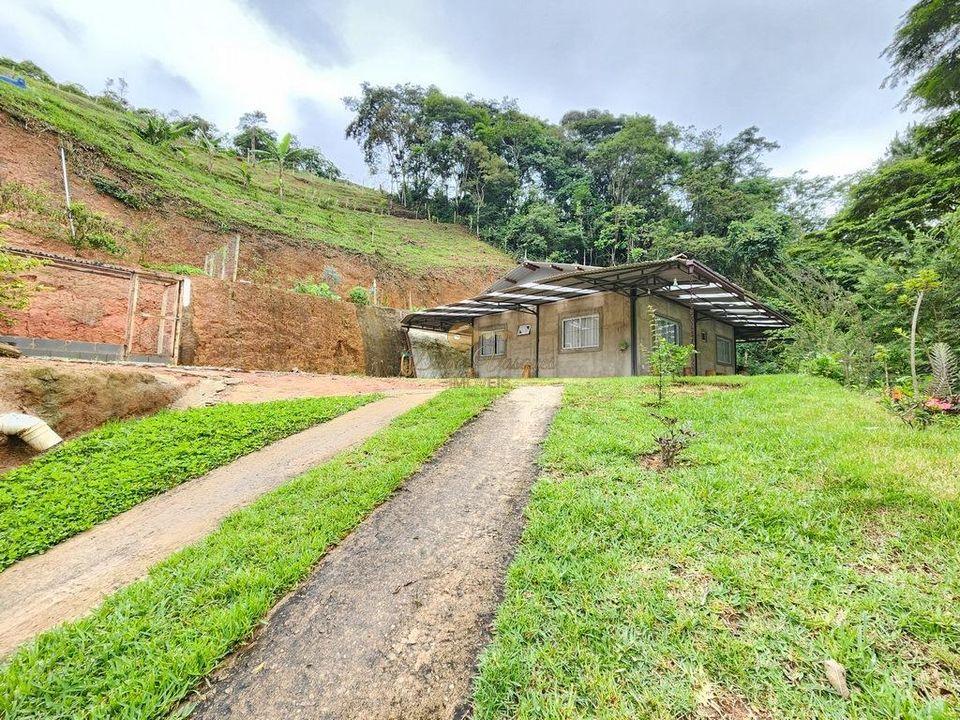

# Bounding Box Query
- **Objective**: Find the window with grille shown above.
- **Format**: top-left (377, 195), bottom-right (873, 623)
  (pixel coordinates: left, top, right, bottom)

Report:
top-left (479, 330), bottom-right (505, 357)
top-left (654, 316), bottom-right (681, 345)
top-left (717, 335), bottom-right (734, 365)
top-left (562, 314), bottom-right (600, 350)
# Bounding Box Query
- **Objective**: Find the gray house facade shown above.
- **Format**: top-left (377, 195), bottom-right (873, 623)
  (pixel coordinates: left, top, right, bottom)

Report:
top-left (402, 256), bottom-right (789, 379)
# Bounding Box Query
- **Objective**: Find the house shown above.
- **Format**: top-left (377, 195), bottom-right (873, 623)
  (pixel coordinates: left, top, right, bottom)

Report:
top-left (401, 256), bottom-right (790, 378)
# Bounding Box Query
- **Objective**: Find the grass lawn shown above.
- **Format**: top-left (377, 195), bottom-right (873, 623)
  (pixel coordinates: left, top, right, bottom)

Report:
top-left (0, 396), bottom-right (374, 570)
top-left (0, 385), bottom-right (506, 719)
top-left (474, 375), bottom-right (960, 719)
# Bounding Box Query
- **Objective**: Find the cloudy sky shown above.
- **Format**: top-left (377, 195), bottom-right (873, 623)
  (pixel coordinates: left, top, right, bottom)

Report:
top-left (3, 0), bottom-right (917, 185)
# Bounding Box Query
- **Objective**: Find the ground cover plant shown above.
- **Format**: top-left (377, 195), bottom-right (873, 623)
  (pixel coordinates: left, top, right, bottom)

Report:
top-left (474, 375), bottom-right (960, 718)
top-left (0, 395), bottom-right (374, 570)
top-left (0, 385), bottom-right (506, 719)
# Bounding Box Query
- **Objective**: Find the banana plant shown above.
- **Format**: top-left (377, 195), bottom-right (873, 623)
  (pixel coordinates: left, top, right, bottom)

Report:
top-left (137, 115), bottom-right (194, 147)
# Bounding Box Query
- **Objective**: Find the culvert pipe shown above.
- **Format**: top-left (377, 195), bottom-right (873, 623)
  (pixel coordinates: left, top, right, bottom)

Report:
top-left (0, 413), bottom-right (63, 452)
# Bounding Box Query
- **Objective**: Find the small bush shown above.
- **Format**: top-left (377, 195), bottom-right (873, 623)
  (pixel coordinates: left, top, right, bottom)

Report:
top-left (348, 286), bottom-right (370, 306)
top-left (798, 353), bottom-right (845, 382)
top-left (649, 413), bottom-right (697, 468)
top-left (90, 175), bottom-right (147, 210)
top-left (68, 202), bottom-right (126, 256)
top-left (649, 339), bottom-right (697, 403)
top-left (293, 280), bottom-right (340, 300)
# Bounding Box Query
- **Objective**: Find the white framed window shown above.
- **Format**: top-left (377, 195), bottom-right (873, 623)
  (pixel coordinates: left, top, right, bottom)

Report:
top-left (562, 314), bottom-right (600, 350)
top-left (479, 329), bottom-right (506, 357)
top-left (717, 336), bottom-right (734, 365)
top-left (654, 316), bottom-right (681, 345)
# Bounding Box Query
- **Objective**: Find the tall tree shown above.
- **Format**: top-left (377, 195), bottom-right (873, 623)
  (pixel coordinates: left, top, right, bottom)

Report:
top-left (884, 0), bottom-right (960, 111)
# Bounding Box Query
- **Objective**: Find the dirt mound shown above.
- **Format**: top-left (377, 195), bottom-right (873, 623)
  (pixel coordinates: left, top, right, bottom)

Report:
top-left (0, 358), bottom-right (184, 469)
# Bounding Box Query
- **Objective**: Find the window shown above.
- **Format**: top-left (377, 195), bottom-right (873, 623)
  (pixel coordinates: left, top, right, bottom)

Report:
top-left (562, 314), bottom-right (600, 350)
top-left (479, 329), bottom-right (505, 357)
top-left (717, 336), bottom-right (734, 365)
top-left (654, 316), bottom-right (681, 345)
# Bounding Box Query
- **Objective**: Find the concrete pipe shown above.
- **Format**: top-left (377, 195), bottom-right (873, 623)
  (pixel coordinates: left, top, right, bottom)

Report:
top-left (0, 413), bottom-right (63, 452)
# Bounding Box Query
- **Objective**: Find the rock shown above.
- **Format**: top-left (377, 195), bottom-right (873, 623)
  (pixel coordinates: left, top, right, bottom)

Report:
top-left (0, 343), bottom-right (22, 358)
top-left (823, 659), bottom-right (850, 699)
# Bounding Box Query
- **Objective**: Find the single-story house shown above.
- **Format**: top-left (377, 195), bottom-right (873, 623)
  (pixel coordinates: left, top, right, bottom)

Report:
top-left (401, 255), bottom-right (790, 378)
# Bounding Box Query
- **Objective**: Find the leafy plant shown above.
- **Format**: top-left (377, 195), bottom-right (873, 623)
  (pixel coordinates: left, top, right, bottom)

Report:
top-left (928, 342), bottom-right (957, 399)
top-left (90, 175), bottom-right (147, 209)
top-left (0, 245), bottom-right (44, 324)
top-left (889, 267), bottom-right (942, 397)
top-left (649, 412), bottom-right (697, 468)
top-left (293, 280), bottom-right (340, 300)
top-left (348, 286), bottom-right (370, 306)
top-left (798, 352), bottom-right (845, 381)
top-left (137, 115), bottom-right (193, 146)
top-left (67, 202), bottom-right (125, 256)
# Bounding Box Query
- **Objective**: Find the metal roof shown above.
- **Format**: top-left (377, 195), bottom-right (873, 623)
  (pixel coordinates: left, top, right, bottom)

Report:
top-left (402, 255), bottom-right (790, 339)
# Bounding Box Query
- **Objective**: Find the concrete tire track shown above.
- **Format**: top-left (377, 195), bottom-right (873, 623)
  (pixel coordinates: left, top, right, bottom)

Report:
top-left (190, 384), bottom-right (563, 720)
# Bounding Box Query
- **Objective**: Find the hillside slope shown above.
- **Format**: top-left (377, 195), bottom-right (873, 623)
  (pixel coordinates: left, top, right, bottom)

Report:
top-left (0, 68), bottom-right (512, 305)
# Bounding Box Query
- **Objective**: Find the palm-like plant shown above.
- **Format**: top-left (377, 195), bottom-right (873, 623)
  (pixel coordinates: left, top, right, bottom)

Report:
top-left (138, 116), bottom-right (194, 146)
top-left (194, 132), bottom-right (223, 173)
top-left (255, 133), bottom-right (307, 207)
top-left (928, 342), bottom-right (957, 399)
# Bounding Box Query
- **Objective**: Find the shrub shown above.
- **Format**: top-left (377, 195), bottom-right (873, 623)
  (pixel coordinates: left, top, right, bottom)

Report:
top-left (293, 280), bottom-right (340, 300)
top-left (68, 202), bottom-right (126, 256)
top-left (798, 352), bottom-right (845, 382)
top-left (649, 413), bottom-right (697, 468)
top-left (928, 342), bottom-right (957, 399)
top-left (348, 286), bottom-right (370, 306)
top-left (90, 175), bottom-right (147, 210)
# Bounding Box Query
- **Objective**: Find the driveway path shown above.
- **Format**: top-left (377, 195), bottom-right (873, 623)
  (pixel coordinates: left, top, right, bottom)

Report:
top-left (190, 385), bottom-right (562, 720)
top-left (0, 390), bottom-right (438, 656)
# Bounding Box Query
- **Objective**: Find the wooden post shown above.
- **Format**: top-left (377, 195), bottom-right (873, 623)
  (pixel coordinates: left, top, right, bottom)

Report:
top-left (171, 278), bottom-right (187, 366)
top-left (230, 235), bottom-right (240, 282)
top-left (156, 286), bottom-right (169, 355)
top-left (123, 273), bottom-right (141, 358)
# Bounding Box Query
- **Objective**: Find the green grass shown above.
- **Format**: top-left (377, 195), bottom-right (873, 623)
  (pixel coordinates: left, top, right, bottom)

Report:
top-left (474, 375), bottom-right (960, 719)
top-left (0, 385), bottom-right (506, 719)
top-left (0, 396), bottom-right (374, 570)
top-left (0, 74), bottom-right (512, 275)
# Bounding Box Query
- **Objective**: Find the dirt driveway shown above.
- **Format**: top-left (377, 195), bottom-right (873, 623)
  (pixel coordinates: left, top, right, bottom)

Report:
top-left (189, 384), bottom-right (562, 720)
top-left (0, 390), bottom-right (438, 656)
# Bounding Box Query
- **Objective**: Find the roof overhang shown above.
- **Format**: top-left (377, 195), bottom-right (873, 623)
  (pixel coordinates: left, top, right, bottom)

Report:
top-left (402, 256), bottom-right (790, 339)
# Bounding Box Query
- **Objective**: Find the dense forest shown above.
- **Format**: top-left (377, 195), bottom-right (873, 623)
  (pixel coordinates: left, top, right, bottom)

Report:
top-left (343, 0), bottom-right (959, 392)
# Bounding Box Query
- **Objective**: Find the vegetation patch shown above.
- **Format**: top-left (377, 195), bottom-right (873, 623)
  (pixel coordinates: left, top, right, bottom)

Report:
top-left (0, 385), bottom-right (505, 719)
top-left (0, 395), bottom-right (375, 569)
top-left (474, 375), bottom-right (960, 718)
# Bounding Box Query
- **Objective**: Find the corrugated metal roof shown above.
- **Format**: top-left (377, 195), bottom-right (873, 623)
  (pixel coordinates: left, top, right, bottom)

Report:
top-left (402, 255), bottom-right (790, 339)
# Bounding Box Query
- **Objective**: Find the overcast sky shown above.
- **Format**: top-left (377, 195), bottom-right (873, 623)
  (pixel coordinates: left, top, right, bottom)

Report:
top-left (3, 0), bottom-right (917, 186)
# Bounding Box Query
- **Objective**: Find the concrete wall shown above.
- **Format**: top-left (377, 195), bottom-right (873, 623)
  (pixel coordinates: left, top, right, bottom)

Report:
top-left (694, 316), bottom-right (737, 375)
top-left (356, 306), bottom-right (406, 377)
top-left (408, 328), bottom-right (470, 378)
top-left (471, 291), bottom-right (736, 378)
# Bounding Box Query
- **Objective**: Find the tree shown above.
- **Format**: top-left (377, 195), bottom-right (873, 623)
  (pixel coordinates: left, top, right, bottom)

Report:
top-left (292, 147), bottom-right (342, 180)
top-left (236, 111), bottom-right (272, 161)
top-left (883, 0), bottom-right (960, 111)
top-left (344, 84), bottom-right (427, 206)
top-left (256, 132), bottom-right (308, 208)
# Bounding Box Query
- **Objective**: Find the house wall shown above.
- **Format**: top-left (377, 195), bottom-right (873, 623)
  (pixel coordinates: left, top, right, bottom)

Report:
top-left (471, 291), bottom-right (736, 378)
top-left (694, 316), bottom-right (737, 375)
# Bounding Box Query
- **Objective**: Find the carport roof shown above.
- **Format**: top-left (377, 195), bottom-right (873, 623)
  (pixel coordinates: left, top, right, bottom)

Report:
top-left (401, 256), bottom-right (790, 339)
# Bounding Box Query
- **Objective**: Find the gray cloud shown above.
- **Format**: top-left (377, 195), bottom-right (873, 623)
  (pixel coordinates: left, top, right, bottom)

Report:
top-left (139, 60), bottom-right (201, 117)
top-left (234, 0), bottom-right (349, 67)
